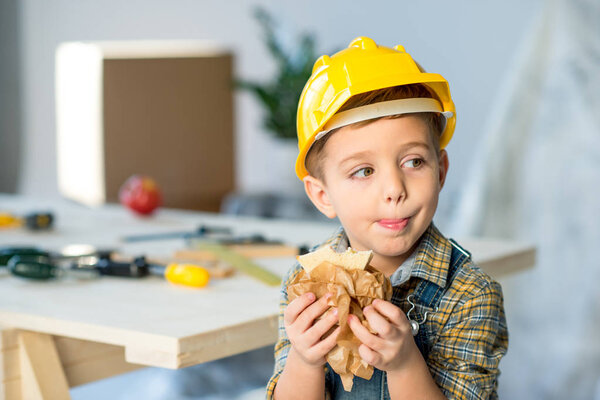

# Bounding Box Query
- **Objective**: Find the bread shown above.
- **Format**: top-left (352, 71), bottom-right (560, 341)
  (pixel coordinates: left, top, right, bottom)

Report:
top-left (289, 244), bottom-right (387, 391)
top-left (297, 245), bottom-right (373, 273)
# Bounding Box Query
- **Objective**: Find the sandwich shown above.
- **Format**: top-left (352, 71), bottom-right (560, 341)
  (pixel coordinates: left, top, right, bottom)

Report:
top-left (287, 245), bottom-right (392, 391)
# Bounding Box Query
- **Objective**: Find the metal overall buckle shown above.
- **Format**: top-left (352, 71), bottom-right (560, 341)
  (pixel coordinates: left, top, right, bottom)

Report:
top-left (406, 295), bottom-right (437, 336)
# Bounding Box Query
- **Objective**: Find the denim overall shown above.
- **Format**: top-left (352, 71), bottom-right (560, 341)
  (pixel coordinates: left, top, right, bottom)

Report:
top-left (325, 239), bottom-right (470, 399)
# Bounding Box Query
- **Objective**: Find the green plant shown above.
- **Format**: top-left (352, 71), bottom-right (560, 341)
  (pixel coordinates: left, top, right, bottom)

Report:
top-left (237, 8), bottom-right (320, 140)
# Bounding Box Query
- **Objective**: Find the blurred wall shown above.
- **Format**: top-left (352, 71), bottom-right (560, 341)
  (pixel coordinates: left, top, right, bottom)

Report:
top-left (0, 0), bottom-right (22, 193)
top-left (11, 0), bottom-right (542, 226)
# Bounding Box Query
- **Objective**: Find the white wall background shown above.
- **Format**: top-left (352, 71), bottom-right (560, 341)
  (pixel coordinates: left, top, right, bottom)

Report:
top-left (11, 0), bottom-right (542, 231)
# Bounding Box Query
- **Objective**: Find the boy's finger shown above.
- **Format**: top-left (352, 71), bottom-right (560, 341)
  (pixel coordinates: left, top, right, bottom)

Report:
top-left (348, 314), bottom-right (383, 351)
top-left (305, 308), bottom-right (338, 344)
top-left (371, 299), bottom-right (407, 326)
top-left (284, 293), bottom-right (316, 325)
top-left (294, 293), bottom-right (333, 331)
top-left (310, 326), bottom-right (341, 357)
top-left (358, 343), bottom-right (381, 367)
top-left (363, 305), bottom-right (397, 339)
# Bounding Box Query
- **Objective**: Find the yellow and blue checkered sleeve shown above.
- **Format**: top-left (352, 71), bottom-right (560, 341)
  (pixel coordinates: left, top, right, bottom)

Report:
top-left (428, 272), bottom-right (508, 400)
top-left (265, 262), bottom-right (303, 399)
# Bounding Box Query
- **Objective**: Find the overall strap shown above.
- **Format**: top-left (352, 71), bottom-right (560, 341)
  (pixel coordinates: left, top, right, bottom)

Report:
top-left (410, 239), bottom-right (471, 358)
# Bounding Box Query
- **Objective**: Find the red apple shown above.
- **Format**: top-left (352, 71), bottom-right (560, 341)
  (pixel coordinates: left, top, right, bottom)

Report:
top-left (119, 175), bottom-right (162, 215)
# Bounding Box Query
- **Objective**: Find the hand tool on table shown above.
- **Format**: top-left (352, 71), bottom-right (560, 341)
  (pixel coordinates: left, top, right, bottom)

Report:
top-left (0, 211), bottom-right (54, 230)
top-left (121, 224), bottom-right (308, 286)
top-left (0, 246), bottom-right (101, 268)
top-left (0, 247), bottom-right (48, 266)
top-left (193, 242), bottom-right (282, 286)
top-left (121, 225), bottom-right (232, 242)
top-left (122, 224), bottom-right (309, 258)
top-left (71, 252), bottom-right (212, 287)
top-left (0, 246), bottom-right (101, 280)
top-left (0, 247), bottom-right (213, 288)
top-left (183, 234), bottom-right (309, 285)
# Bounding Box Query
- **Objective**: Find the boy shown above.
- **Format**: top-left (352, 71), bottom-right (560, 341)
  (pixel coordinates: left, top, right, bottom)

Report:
top-left (267, 37), bottom-right (508, 399)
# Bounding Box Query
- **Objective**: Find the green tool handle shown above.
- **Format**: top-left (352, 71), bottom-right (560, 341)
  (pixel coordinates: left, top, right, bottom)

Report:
top-left (0, 247), bottom-right (49, 267)
top-left (195, 242), bottom-right (282, 286)
top-left (7, 255), bottom-right (61, 280)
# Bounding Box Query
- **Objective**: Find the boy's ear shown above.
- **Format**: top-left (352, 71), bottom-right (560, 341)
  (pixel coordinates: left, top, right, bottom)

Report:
top-left (438, 149), bottom-right (449, 189)
top-left (303, 175), bottom-right (337, 219)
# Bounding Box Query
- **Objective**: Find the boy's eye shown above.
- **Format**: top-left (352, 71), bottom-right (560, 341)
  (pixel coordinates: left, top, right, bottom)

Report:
top-left (353, 167), bottom-right (374, 178)
top-left (403, 158), bottom-right (424, 168)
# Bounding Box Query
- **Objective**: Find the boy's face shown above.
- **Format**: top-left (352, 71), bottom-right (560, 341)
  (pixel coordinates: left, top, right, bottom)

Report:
top-left (304, 115), bottom-right (449, 274)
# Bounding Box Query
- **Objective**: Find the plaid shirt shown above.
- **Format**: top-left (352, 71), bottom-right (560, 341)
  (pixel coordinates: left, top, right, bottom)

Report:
top-left (266, 223), bottom-right (508, 400)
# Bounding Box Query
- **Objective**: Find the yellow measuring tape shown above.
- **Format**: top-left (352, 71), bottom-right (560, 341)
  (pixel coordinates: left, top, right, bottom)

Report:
top-left (194, 242), bottom-right (282, 286)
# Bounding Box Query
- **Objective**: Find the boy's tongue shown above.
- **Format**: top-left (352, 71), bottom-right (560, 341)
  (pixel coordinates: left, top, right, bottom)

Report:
top-left (378, 217), bottom-right (410, 230)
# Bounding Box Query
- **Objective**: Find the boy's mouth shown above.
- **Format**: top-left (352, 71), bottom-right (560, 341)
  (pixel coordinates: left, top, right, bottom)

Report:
top-left (377, 218), bottom-right (410, 231)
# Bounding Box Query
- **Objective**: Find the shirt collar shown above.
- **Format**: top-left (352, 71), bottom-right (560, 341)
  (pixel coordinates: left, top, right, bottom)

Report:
top-left (323, 223), bottom-right (452, 288)
top-left (410, 224), bottom-right (452, 288)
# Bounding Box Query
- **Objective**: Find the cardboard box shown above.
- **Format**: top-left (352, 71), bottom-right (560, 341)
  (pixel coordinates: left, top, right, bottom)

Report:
top-left (56, 41), bottom-right (235, 211)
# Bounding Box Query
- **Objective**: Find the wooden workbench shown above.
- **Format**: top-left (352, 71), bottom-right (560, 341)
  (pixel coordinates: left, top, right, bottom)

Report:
top-left (0, 195), bottom-right (535, 399)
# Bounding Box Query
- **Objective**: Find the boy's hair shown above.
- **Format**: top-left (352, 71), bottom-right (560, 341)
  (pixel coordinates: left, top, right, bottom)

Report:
top-left (305, 83), bottom-right (444, 181)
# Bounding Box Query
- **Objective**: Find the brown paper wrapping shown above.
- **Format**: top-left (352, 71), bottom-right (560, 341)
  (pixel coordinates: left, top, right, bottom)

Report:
top-left (287, 261), bottom-right (392, 391)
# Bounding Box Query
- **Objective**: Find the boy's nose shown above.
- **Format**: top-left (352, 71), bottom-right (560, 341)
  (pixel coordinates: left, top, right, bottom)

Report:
top-left (383, 171), bottom-right (406, 204)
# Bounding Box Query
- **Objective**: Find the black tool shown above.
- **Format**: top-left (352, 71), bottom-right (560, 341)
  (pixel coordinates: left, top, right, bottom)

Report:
top-left (121, 225), bottom-right (233, 243)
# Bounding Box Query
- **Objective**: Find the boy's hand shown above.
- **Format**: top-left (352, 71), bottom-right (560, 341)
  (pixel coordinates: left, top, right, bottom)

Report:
top-left (284, 292), bottom-right (340, 368)
top-left (348, 299), bottom-right (419, 372)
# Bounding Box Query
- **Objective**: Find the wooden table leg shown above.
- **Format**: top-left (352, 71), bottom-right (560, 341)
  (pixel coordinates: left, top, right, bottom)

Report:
top-left (2, 324), bottom-right (144, 400)
top-left (18, 331), bottom-right (70, 400)
top-left (1, 327), bottom-right (21, 400)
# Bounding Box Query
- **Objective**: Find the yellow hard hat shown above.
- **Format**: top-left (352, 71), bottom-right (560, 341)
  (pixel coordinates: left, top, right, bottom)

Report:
top-left (295, 36), bottom-right (456, 180)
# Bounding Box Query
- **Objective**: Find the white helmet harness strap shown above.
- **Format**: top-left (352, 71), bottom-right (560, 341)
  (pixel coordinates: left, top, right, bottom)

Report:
top-left (314, 97), bottom-right (454, 142)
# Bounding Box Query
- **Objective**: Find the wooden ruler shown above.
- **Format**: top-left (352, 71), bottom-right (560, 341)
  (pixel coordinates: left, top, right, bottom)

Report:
top-left (175, 243), bottom-right (301, 260)
top-left (192, 242), bottom-right (282, 286)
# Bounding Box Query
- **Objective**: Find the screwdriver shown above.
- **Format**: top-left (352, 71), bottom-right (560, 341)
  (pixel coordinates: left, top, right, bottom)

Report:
top-left (75, 253), bottom-right (211, 288)
top-left (0, 212), bottom-right (54, 230)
